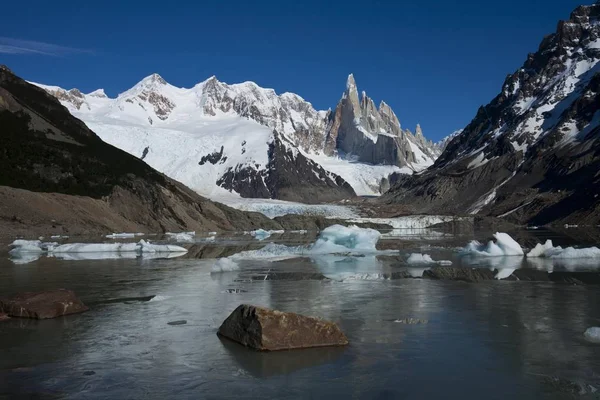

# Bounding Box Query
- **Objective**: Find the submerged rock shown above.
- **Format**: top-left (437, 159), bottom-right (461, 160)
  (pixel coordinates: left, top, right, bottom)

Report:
top-left (217, 304), bottom-right (349, 351)
top-left (0, 289), bottom-right (88, 319)
top-left (167, 320), bottom-right (187, 326)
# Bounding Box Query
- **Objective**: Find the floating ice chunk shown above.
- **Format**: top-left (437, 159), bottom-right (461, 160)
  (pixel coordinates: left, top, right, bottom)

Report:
top-left (9, 240), bottom-right (58, 254)
top-left (211, 258), bottom-right (240, 273)
top-left (584, 327), bottom-right (600, 343)
top-left (51, 240), bottom-right (187, 254)
top-left (106, 233), bottom-right (136, 239)
top-left (137, 240), bottom-right (187, 254)
top-left (407, 253), bottom-right (452, 266)
top-left (250, 229), bottom-right (272, 240)
top-left (269, 230), bottom-right (285, 234)
top-left (165, 232), bottom-right (195, 242)
top-left (50, 235), bottom-right (69, 239)
top-left (291, 230), bottom-right (308, 234)
top-left (52, 242), bottom-right (139, 253)
top-left (231, 243), bottom-right (302, 261)
top-left (208, 232), bottom-right (217, 236)
top-left (407, 253), bottom-right (434, 264)
top-left (527, 240), bottom-right (600, 259)
top-left (462, 233), bottom-right (524, 257)
top-left (311, 225), bottom-right (380, 254)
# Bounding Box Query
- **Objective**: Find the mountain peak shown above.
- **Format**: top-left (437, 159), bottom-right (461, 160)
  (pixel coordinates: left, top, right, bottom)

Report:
top-left (141, 73), bottom-right (167, 86)
top-left (88, 88), bottom-right (107, 98)
top-left (346, 73), bottom-right (357, 90)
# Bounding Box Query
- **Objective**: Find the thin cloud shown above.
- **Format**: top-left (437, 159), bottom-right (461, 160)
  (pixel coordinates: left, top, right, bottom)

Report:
top-left (0, 37), bottom-right (93, 56)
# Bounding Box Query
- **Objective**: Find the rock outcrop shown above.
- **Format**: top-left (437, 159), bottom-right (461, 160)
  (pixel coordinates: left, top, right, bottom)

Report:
top-left (0, 289), bottom-right (88, 319)
top-left (217, 304), bottom-right (349, 351)
top-left (384, 3), bottom-right (600, 226)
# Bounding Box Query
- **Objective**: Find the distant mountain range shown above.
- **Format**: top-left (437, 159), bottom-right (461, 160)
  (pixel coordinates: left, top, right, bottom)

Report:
top-left (33, 72), bottom-right (444, 201)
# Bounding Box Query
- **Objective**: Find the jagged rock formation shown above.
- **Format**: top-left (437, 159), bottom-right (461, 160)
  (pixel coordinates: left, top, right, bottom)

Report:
top-left (33, 70), bottom-right (440, 198)
top-left (324, 74), bottom-right (439, 167)
top-left (0, 66), bottom-right (282, 235)
top-left (383, 3), bottom-right (600, 225)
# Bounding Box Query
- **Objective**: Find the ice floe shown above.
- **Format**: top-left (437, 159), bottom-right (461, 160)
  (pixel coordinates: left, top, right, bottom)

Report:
top-left (462, 233), bottom-right (524, 257)
top-left (527, 240), bottom-right (600, 259)
top-left (407, 253), bottom-right (452, 266)
top-left (166, 231), bottom-right (196, 242)
top-left (311, 225), bottom-right (380, 254)
top-left (8, 239), bottom-right (187, 264)
top-left (211, 258), bottom-right (240, 273)
top-left (105, 232), bottom-right (144, 239)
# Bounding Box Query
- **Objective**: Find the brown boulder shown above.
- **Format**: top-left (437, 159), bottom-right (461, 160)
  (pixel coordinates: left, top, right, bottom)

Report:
top-left (217, 304), bottom-right (348, 351)
top-left (0, 289), bottom-right (89, 319)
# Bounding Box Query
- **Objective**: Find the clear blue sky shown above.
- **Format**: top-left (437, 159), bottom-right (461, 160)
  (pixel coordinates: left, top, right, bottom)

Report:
top-left (1, 0), bottom-right (585, 140)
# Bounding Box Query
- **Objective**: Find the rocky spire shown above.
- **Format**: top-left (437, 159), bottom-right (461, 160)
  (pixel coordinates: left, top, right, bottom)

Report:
top-left (344, 73), bottom-right (361, 117)
top-left (379, 100), bottom-right (401, 130)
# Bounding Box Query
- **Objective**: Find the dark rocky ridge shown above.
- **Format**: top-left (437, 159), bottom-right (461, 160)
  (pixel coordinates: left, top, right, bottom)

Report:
top-left (0, 66), bottom-right (282, 235)
top-left (383, 3), bottom-right (600, 226)
top-left (217, 131), bottom-right (356, 203)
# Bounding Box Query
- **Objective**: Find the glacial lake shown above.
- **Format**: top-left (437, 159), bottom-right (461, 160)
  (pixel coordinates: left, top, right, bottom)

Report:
top-left (1, 228), bottom-right (600, 399)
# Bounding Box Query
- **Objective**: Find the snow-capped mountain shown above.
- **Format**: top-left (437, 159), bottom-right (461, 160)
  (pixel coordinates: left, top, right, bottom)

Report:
top-left (33, 71), bottom-right (440, 200)
top-left (384, 3), bottom-right (600, 225)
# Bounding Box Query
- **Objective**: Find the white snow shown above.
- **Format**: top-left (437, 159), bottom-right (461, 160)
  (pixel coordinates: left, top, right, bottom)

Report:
top-left (584, 327), bottom-right (600, 343)
top-left (462, 232), bottom-right (524, 257)
top-left (32, 75), bottom-right (440, 203)
top-left (526, 240), bottom-right (600, 259)
top-left (210, 258), bottom-right (240, 273)
top-left (467, 152), bottom-right (489, 169)
top-left (310, 225), bottom-right (380, 254)
top-left (304, 152), bottom-right (409, 196)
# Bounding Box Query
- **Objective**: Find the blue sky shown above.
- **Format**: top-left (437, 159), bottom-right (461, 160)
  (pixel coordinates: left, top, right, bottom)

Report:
top-left (1, 0), bottom-right (585, 140)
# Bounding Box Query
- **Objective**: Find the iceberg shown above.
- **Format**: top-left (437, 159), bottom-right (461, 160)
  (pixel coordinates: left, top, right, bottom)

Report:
top-left (527, 240), bottom-right (600, 259)
top-left (407, 253), bottom-right (435, 264)
top-left (211, 258), bottom-right (240, 273)
top-left (166, 232), bottom-right (196, 242)
top-left (249, 229), bottom-right (272, 241)
top-left (9, 240), bottom-right (187, 258)
top-left (9, 240), bottom-right (58, 254)
top-left (462, 232), bottom-right (524, 257)
top-left (310, 225), bottom-right (380, 254)
top-left (407, 253), bottom-right (453, 266)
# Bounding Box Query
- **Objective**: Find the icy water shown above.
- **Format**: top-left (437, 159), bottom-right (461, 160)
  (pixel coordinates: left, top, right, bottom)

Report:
top-left (1, 229), bottom-right (600, 399)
